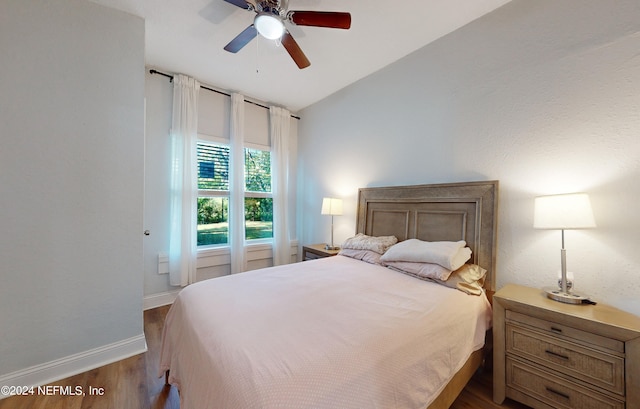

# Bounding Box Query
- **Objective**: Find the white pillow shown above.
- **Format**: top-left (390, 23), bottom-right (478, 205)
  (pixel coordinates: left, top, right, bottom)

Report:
top-left (380, 239), bottom-right (471, 270)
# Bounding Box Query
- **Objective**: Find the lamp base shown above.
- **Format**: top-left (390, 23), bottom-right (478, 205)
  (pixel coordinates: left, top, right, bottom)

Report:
top-left (543, 286), bottom-right (590, 304)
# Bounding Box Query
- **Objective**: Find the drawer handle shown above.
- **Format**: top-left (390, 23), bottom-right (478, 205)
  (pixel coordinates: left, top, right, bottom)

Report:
top-left (546, 386), bottom-right (570, 400)
top-left (550, 326), bottom-right (563, 333)
top-left (545, 349), bottom-right (570, 360)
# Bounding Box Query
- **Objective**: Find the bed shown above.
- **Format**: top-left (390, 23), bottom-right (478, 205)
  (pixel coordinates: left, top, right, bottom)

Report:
top-left (159, 180), bottom-right (499, 409)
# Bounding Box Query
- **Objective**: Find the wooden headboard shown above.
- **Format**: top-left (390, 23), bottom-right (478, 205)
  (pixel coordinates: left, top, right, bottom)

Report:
top-left (356, 181), bottom-right (499, 292)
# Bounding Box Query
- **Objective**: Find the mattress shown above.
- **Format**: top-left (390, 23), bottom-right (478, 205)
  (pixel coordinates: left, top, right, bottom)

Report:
top-left (159, 255), bottom-right (492, 409)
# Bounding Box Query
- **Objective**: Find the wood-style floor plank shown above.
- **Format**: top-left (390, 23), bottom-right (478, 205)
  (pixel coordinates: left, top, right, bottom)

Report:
top-left (0, 304), bottom-right (528, 409)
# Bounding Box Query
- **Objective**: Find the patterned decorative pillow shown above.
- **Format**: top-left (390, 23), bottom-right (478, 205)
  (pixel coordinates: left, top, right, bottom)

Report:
top-left (341, 233), bottom-right (398, 254)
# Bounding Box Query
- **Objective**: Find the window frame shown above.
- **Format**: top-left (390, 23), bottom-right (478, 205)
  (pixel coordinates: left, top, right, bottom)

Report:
top-left (242, 143), bottom-right (273, 244)
top-left (197, 136), bottom-right (231, 248)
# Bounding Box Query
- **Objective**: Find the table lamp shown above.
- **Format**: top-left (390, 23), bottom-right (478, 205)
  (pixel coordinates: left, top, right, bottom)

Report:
top-left (321, 197), bottom-right (343, 250)
top-left (533, 193), bottom-right (596, 304)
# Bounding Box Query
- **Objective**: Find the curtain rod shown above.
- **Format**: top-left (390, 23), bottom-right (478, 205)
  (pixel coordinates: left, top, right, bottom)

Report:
top-left (149, 69), bottom-right (300, 120)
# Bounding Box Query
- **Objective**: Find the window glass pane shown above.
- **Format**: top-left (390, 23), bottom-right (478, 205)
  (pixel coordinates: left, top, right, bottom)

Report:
top-left (197, 197), bottom-right (229, 246)
top-left (244, 148), bottom-right (271, 193)
top-left (198, 142), bottom-right (229, 190)
top-left (245, 197), bottom-right (273, 240)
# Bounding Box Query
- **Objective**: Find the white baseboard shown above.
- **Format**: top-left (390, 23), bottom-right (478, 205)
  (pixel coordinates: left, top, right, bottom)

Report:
top-left (0, 334), bottom-right (147, 398)
top-left (143, 289), bottom-right (181, 310)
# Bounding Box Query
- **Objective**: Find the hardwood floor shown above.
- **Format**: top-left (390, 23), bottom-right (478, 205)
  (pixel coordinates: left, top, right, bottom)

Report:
top-left (0, 305), bottom-right (530, 409)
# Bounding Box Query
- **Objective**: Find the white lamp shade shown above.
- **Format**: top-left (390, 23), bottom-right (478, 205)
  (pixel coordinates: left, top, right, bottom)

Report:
top-left (254, 13), bottom-right (285, 40)
top-left (321, 197), bottom-right (343, 216)
top-left (534, 193), bottom-right (596, 229)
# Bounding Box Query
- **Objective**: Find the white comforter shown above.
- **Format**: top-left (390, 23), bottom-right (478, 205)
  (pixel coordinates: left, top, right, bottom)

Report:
top-left (159, 255), bottom-right (492, 409)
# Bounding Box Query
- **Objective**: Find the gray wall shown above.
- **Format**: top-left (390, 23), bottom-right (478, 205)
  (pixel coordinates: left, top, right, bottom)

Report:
top-left (298, 0), bottom-right (640, 314)
top-left (0, 0), bottom-right (145, 378)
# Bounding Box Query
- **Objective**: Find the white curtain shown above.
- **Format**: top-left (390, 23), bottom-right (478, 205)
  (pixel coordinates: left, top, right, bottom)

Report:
top-left (230, 93), bottom-right (247, 273)
top-left (168, 74), bottom-right (200, 287)
top-left (271, 106), bottom-right (291, 266)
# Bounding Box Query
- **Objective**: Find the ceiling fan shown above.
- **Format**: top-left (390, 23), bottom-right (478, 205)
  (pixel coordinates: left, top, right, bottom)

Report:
top-left (223, 0), bottom-right (351, 69)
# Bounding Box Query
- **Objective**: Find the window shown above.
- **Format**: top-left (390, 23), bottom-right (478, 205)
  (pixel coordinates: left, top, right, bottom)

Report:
top-left (197, 142), bottom-right (229, 246)
top-left (244, 148), bottom-right (272, 240)
top-left (196, 142), bottom-right (273, 247)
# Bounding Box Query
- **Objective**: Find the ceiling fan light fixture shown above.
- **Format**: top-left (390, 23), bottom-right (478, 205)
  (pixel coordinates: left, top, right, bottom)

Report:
top-left (254, 12), bottom-right (284, 40)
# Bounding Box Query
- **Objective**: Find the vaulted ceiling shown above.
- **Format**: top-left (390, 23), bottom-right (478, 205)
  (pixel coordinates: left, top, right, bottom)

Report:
top-left (90, 0), bottom-right (512, 111)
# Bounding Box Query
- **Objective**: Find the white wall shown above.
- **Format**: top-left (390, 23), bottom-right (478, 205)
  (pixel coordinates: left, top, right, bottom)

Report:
top-left (143, 70), bottom-right (299, 304)
top-left (298, 0), bottom-right (640, 314)
top-left (0, 0), bottom-right (145, 384)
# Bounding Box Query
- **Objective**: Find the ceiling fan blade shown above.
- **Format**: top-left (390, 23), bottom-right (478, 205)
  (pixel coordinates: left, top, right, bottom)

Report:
top-left (224, 25), bottom-right (258, 53)
top-left (281, 31), bottom-right (310, 69)
top-left (223, 0), bottom-right (251, 9)
top-left (289, 11), bottom-right (351, 29)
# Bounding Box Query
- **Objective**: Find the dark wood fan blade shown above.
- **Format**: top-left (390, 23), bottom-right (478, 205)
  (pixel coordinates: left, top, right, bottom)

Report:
top-left (289, 11), bottom-right (351, 29)
top-left (223, 0), bottom-right (250, 9)
top-left (224, 25), bottom-right (257, 52)
top-left (281, 31), bottom-right (310, 69)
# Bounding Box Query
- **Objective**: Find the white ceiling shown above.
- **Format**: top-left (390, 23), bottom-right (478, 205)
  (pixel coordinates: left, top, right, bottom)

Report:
top-left (90, 0), bottom-right (511, 112)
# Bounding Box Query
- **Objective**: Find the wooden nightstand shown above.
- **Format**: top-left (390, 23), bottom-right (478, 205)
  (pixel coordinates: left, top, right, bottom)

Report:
top-left (302, 244), bottom-right (340, 260)
top-left (493, 284), bottom-right (640, 409)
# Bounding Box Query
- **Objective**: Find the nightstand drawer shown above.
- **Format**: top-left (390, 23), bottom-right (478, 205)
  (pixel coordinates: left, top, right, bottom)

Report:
top-left (506, 357), bottom-right (624, 409)
top-left (302, 244), bottom-right (340, 261)
top-left (506, 324), bottom-right (624, 395)
top-left (304, 251), bottom-right (323, 260)
top-left (507, 310), bottom-right (624, 353)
